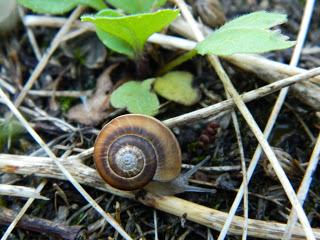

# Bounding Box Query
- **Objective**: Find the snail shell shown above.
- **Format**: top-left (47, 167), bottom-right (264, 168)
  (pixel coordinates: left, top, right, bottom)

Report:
top-left (93, 114), bottom-right (181, 191)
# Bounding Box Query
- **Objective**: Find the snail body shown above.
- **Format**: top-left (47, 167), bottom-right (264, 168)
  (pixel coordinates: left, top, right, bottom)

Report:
top-left (93, 114), bottom-right (181, 191)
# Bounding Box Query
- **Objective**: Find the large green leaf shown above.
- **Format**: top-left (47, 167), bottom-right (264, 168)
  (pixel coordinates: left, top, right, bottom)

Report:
top-left (106, 0), bottom-right (167, 14)
top-left (17, 0), bottom-right (106, 14)
top-left (196, 11), bottom-right (295, 56)
top-left (81, 9), bottom-right (179, 56)
top-left (110, 79), bottom-right (160, 116)
top-left (95, 9), bottom-right (136, 59)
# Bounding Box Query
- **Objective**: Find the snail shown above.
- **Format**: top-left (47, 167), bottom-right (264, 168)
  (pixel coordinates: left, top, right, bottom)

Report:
top-left (93, 114), bottom-right (215, 195)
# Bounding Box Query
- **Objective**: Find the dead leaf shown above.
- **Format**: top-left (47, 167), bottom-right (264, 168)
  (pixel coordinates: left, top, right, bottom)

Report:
top-left (67, 64), bottom-right (118, 125)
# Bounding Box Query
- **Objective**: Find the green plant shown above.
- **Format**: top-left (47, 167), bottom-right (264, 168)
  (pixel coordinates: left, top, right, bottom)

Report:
top-left (110, 11), bottom-right (295, 116)
top-left (110, 78), bottom-right (160, 116)
top-left (17, 0), bottom-right (106, 14)
top-left (106, 0), bottom-right (167, 14)
top-left (110, 71), bottom-right (201, 116)
top-left (81, 9), bottom-right (179, 59)
top-left (159, 11), bottom-right (295, 74)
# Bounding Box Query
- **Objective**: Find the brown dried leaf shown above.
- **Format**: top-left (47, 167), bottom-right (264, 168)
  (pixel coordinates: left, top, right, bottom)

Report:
top-left (67, 64), bottom-right (118, 125)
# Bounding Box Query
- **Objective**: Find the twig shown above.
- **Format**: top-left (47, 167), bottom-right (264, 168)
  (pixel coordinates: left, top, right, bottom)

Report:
top-left (182, 164), bottom-right (240, 172)
top-left (28, 89), bottom-right (93, 98)
top-left (173, 0), bottom-right (315, 238)
top-left (217, 0), bottom-right (316, 238)
top-left (229, 109), bottom-right (248, 240)
top-left (0, 89), bottom-right (132, 240)
top-left (282, 134), bottom-right (320, 239)
top-left (0, 184), bottom-right (48, 200)
top-left (0, 206), bottom-right (86, 240)
top-left (0, 153), bottom-right (319, 239)
top-left (153, 210), bottom-right (159, 240)
top-left (18, 6), bottom-right (41, 61)
top-left (13, 6), bottom-right (84, 108)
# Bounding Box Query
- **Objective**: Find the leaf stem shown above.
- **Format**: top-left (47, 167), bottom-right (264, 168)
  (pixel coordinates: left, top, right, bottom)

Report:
top-left (157, 48), bottom-right (197, 75)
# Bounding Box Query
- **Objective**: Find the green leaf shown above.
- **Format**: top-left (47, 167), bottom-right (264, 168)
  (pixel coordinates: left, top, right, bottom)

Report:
top-left (78, 0), bottom-right (106, 10)
top-left (0, 118), bottom-right (25, 150)
top-left (154, 71), bottom-right (201, 106)
top-left (81, 9), bottom-right (179, 56)
top-left (17, 0), bottom-right (77, 14)
top-left (221, 11), bottom-right (288, 30)
top-left (95, 9), bottom-right (136, 59)
top-left (106, 0), bottom-right (167, 14)
top-left (110, 79), bottom-right (160, 116)
top-left (17, 0), bottom-right (106, 14)
top-left (196, 11), bottom-right (295, 56)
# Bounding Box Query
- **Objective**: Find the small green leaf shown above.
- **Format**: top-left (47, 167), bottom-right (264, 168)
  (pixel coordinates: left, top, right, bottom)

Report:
top-left (196, 11), bottom-right (295, 56)
top-left (154, 71), bottom-right (201, 106)
top-left (0, 118), bottom-right (25, 150)
top-left (81, 9), bottom-right (179, 56)
top-left (17, 0), bottom-right (106, 14)
top-left (106, 0), bottom-right (167, 14)
top-left (95, 9), bottom-right (136, 59)
top-left (110, 79), bottom-right (160, 116)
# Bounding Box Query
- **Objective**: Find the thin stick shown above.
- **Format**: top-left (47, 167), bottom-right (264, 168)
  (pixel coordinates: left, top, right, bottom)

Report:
top-left (13, 6), bottom-right (84, 108)
top-left (0, 89), bottom-right (132, 240)
top-left (18, 7), bottom-right (41, 61)
top-left (229, 109), bottom-right (248, 240)
top-left (153, 210), bottom-right (159, 240)
top-left (28, 89), bottom-right (93, 98)
top-left (218, 0), bottom-right (316, 238)
top-left (282, 134), bottom-right (320, 239)
top-left (173, 0), bottom-right (315, 238)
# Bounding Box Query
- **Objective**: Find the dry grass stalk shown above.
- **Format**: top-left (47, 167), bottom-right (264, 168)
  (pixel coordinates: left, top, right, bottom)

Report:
top-left (0, 154), bottom-right (320, 240)
top-left (0, 184), bottom-right (48, 200)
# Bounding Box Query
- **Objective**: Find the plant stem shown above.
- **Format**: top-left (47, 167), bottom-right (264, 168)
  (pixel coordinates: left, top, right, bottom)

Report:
top-left (157, 48), bottom-right (197, 75)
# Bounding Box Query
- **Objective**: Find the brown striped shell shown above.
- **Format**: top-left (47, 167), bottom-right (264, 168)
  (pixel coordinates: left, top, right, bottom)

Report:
top-left (93, 114), bottom-right (181, 191)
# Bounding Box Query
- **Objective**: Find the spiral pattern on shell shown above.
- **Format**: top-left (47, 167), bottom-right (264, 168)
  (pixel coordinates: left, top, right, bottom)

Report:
top-left (93, 114), bottom-right (181, 191)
